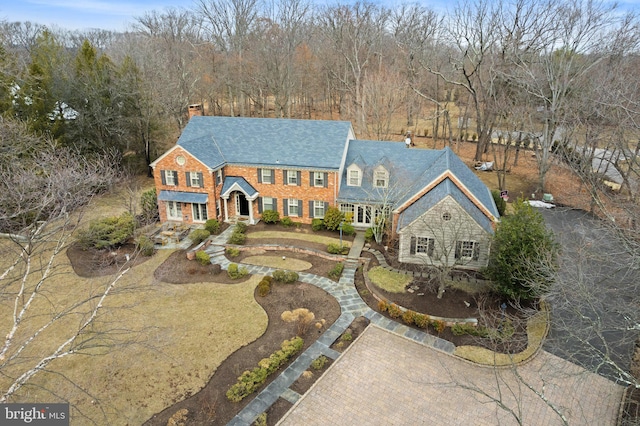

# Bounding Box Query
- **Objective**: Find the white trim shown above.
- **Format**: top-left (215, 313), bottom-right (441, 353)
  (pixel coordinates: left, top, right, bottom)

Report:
top-left (150, 145), bottom-right (213, 172)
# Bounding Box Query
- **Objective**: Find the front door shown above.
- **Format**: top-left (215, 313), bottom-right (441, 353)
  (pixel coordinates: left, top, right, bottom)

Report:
top-left (236, 193), bottom-right (250, 216)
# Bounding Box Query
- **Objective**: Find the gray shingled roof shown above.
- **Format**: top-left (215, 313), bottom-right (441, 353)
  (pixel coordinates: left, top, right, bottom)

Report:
top-left (396, 178), bottom-right (495, 234)
top-left (177, 116), bottom-right (353, 170)
top-left (221, 177), bottom-right (258, 198)
top-left (337, 140), bottom-right (499, 222)
top-left (158, 190), bottom-right (208, 203)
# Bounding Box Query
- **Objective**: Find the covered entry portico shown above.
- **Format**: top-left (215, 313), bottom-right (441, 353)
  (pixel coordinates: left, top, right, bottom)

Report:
top-left (221, 177), bottom-right (259, 224)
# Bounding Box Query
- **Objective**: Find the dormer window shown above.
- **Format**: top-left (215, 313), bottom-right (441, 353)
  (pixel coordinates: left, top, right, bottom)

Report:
top-left (347, 165), bottom-right (361, 186)
top-left (373, 167), bottom-right (389, 188)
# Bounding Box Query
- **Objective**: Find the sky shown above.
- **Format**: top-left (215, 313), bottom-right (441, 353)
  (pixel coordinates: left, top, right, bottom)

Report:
top-left (1, 0), bottom-right (638, 32)
top-left (1, 0), bottom-right (182, 31)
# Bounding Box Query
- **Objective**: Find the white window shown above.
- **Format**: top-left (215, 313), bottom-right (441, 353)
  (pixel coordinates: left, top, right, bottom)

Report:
top-left (288, 199), bottom-right (299, 216)
top-left (340, 203), bottom-right (355, 221)
top-left (165, 170), bottom-right (178, 186)
top-left (167, 201), bottom-right (182, 220)
top-left (261, 169), bottom-right (273, 184)
top-left (189, 172), bottom-right (202, 187)
top-left (416, 237), bottom-right (435, 256)
top-left (192, 203), bottom-right (208, 222)
top-left (456, 240), bottom-right (479, 261)
top-left (374, 169), bottom-right (388, 188)
top-left (314, 201), bottom-right (326, 218)
top-left (348, 169), bottom-right (360, 186)
top-left (262, 197), bottom-right (275, 212)
top-left (216, 169), bottom-right (223, 185)
top-left (287, 170), bottom-right (298, 185)
top-left (313, 172), bottom-right (324, 187)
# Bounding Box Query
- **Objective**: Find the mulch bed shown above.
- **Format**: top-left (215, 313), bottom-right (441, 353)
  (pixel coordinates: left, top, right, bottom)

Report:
top-left (67, 242), bottom-right (152, 277)
top-left (143, 282), bottom-right (344, 426)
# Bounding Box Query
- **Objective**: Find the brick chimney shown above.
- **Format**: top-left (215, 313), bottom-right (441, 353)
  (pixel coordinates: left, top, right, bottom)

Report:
top-left (188, 104), bottom-right (204, 119)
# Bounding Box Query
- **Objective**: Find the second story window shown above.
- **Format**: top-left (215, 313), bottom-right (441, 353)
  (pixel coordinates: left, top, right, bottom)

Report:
top-left (186, 171), bottom-right (203, 188)
top-left (258, 168), bottom-right (274, 184)
top-left (216, 169), bottom-right (223, 185)
top-left (313, 172), bottom-right (325, 187)
top-left (162, 170), bottom-right (178, 186)
top-left (285, 170), bottom-right (300, 186)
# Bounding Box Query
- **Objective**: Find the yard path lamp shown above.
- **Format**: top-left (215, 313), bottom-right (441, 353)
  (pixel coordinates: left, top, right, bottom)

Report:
top-left (339, 220), bottom-right (344, 248)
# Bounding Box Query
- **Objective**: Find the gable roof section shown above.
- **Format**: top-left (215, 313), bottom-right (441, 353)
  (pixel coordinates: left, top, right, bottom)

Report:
top-left (221, 176), bottom-right (259, 199)
top-left (396, 179), bottom-right (495, 234)
top-left (337, 141), bottom-right (499, 222)
top-left (176, 116), bottom-right (353, 170)
top-left (149, 145), bottom-right (213, 171)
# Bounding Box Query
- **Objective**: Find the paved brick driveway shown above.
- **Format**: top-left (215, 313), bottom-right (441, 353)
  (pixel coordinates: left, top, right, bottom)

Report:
top-left (278, 326), bottom-right (623, 425)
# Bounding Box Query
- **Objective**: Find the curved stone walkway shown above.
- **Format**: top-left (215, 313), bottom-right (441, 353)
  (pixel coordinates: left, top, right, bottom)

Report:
top-left (204, 226), bottom-right (454, 426)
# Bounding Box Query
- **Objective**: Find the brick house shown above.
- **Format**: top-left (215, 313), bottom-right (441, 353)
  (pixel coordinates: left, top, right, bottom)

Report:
top-left (150, 116), bottom-right (499, 268)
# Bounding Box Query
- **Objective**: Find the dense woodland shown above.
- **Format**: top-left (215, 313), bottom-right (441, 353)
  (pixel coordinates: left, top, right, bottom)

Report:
top-left (0, 0), bottom-right (639, 194)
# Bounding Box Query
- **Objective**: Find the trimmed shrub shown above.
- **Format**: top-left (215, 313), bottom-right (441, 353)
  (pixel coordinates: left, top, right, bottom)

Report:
top-left (311, 218), bottom-right (324, 231)
top-left (280, 217), bottom-right (294, 227)
top-left (328, 262), bottom-right (344, 280)
top-left (432, 319), bottom-right (446, 333)
top-left (311, 355), bottom-right (328, 370)
top-left (227, 263), bottom-right (248, 279)
top-left (327, 243), bottom-right (349, 255)
top-left (189, 229), bottom-right (211, 244)
top-left (261, 210), bottom-right (280, 224)
top-left (204, 219), bottom-right (221, 234)
top-left (341, 223), bottom-right (355, 236)
top-left (136, 235), bottom-right (154, 256)
top-left (226, 337), bottom-right (303, 402)
top-left (322, 207), bottom-right (344, 231)
top-left (402, 310), bottom-right (417, 326)
top-left (387, 303), bottom-right (402, 319)
top-left (451, 323), bottom-right (488, 337)
top-left (413, 313), bottom-right (430, 329)
top-left (377, 299), bottom-right (389, 312)
top-left (78, 213), bottom-right (135, 249)
top-left (195, 250), bottom-right (211, 265)
top-left (227, 231), bottom-right (246, 245)
top-left (257, 279), bottom-right (271, 297)
top-left (364, 228), bottom-right (374, 243)
top-left (226, 247), bottom-right (240, 257)
top-left (235, 222), bottom-right (248, 233)
top-left (271, 269), bottom-right (298, 283)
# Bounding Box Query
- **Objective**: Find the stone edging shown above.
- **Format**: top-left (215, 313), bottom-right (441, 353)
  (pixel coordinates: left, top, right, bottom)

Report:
top-left (360, 257), bottom-right (478, 326)
top-left (224, 243), bottom-right (350, 263)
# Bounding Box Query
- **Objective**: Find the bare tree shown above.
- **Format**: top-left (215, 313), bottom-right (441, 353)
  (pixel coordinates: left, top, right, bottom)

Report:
top-left (0, 122), bottom-right (131, 407)
top-left (317, 1), bottom-right (390, 134)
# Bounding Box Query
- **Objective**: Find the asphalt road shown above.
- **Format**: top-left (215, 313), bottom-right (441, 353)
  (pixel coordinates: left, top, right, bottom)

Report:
top-left (539, 207), bottom-right (639, 385)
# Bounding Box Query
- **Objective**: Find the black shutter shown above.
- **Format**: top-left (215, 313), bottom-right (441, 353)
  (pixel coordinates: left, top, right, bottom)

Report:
top-left (455, 241), bottom-right (462, 259)
top-left (197, 172), bottom-right (203, 187)
top-left (174, 171), bottom-right (179, 186)
top-left (309, 201), bottom-right (314, 218)
top-left (161, 170), bottom-right (166, 185)
top-left (324, 173), bottom-right (328, 188)
top-left (283, 199), bottom-right (289, 216)
top-left (273, 198), bottom-right (277, 213)
top-left (257, 168), bottom-right (262, 183)
top-left (410, 236), bottom-right (416, 255)
top-left (428, 239), bottom-right (435, 257)
top-left (270, 169), bottom-right (275, 184)
top-left (473, 243), bottom-right (480, 261)
top-left (324, 202), bottom-right (329, 215)
top-left (297, 171), bottom-right (301, 186)
top-left (298, 199), bottom-right (303, 216)
top-left (283, 170), bottom-right (288, 185)
top-left (185, 172), bottom-right (191, 187)
top-left (309, 171), bottom-right (314, 187)
top-left (258, 197), bottom-right (263, 213)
